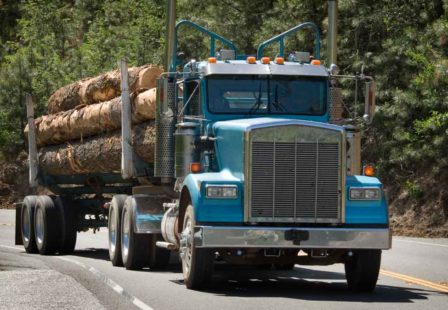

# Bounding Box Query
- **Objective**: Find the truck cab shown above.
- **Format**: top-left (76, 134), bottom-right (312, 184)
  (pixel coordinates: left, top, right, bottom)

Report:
top-left (156, 18), bottom-right (390, 290)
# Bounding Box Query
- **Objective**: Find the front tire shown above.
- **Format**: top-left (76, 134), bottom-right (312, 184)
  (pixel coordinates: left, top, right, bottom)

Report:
top-left (180, 204), bottom-right (214, 290)
top-left (21, 196), bottom-right (38, 253)
top-left (108, 195), bottom-right (127, 266)
top-left (345, 249), bottom-right (381, 292)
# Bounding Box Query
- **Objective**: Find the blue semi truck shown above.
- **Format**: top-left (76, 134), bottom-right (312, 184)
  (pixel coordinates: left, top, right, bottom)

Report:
top-left (16, 0), bottom-right (390, 291)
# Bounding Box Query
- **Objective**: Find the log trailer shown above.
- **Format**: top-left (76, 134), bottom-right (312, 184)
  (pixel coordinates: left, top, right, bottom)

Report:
top-left (16, 0), bottom-right (391, 291)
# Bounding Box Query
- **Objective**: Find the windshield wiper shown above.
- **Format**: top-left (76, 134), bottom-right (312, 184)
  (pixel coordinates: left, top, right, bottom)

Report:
top-left (247, 83), bottom-right (264, 115)
top-left (271, 85), bottom-right (286, 112)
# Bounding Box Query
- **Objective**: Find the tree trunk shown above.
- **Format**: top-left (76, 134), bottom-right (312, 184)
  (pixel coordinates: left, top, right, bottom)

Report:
top-left (47, 65), bottom-right (162, 114)
top-left (26, 88), bottom-right (157, 147)
top-left (38, 122), bottom-right (156, 175)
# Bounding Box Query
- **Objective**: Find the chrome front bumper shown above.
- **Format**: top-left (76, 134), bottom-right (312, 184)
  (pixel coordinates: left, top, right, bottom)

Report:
top-left (194, 226), bottom-right (391, 249)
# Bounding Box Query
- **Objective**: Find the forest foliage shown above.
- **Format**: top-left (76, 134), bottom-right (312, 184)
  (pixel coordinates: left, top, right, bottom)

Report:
top-left (0, 0), bottom-right (447, 202)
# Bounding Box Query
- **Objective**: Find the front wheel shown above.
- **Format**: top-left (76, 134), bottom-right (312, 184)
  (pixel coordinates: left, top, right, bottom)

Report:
top-left (180, 204), bottom-right (214, 290)
top-left (345, 249), bottom-right (381, 292)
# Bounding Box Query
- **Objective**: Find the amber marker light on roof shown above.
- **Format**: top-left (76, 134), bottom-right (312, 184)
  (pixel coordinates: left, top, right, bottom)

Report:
top-left (275, 57), bottom-right (284, 64)
top-left (190, 162), bottom-right (202, 173)
top-left (363, 165), bottom-right (375, 176)
top-left (208, 57), bottom-right (217, 63)
top-left (311, 59), bottom-right (321, 66)
top-left (261, 57), bottom-right (270, 64)
top-left (247, 56), bottom-right (256, 64)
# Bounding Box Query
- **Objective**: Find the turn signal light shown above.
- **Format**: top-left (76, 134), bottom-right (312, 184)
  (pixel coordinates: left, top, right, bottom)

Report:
top-left (275, 57), bottom-right (284, 65)
top-left (311, 59), bottom-right (321, 66)
top-left (208, 57), bottom-right (217, 63)
top-left (190, 162), bottom-right (202, 173)
top-left (261, 57), bottom-right (270, 64)
top-left (363, 165), bottom-right (375, 176)
top-left (247, 56), bottom-right (256, 64)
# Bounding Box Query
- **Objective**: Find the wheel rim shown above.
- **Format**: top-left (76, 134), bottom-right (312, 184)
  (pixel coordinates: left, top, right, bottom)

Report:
top-left (35, 207), bottom-right (44, 246)
top-left (22, 206), bottom-right (31, 243)
top-left (180, 215), bottom-right (193, 276)
top-left (109, 209), bottom-right (116, 254)
top-left (122, 209), bottom-right (130, 260)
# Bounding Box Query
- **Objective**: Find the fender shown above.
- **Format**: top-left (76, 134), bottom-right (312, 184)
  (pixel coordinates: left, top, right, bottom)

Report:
top-left (345, 175), bottom-right (389, 224)
top-left (181, 170), bottom-right (244, 223)
top-left (130, 194), bottom-right (165, 234)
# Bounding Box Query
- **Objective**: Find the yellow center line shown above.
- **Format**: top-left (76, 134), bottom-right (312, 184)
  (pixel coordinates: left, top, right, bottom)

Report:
top-left (380, 269), bottom-right (448, 293)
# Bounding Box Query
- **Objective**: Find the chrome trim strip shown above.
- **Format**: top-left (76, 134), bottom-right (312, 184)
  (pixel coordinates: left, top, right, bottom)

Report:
top-left (240, 118), bottom-right (345, 133)
top-left (195, 226), bottom-right (391, 249)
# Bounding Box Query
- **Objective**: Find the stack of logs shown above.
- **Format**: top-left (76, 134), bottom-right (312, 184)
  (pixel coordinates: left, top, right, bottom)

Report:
top-left (26, 65), bottom-right (163, 176)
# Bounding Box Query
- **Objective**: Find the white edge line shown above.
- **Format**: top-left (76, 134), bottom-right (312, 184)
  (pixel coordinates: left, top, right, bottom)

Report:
top-left (0, 245), bottom-right (154, 310)
top-left (56, 256), bottom-right (154, 310)
top-left (394, 238), bottom-right (448, 248)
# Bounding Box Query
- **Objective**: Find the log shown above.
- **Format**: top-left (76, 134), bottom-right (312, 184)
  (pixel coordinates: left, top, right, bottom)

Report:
top-left (47, 65), bottom-right (163, 114)
top-left (26, 88), bottom-right (157, 147)
top-left (38, 122), bottom-right (156, 175)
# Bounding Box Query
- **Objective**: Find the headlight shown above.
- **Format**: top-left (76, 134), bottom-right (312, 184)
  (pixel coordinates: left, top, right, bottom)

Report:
top-left (349, 187), bottom-right (381, 200)
top-left (206, 185), bottom-right (238, 199)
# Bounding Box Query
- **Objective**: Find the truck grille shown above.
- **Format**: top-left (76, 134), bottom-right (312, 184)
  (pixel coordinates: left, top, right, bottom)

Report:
top-left (249, 139), bottom-right (341, 223)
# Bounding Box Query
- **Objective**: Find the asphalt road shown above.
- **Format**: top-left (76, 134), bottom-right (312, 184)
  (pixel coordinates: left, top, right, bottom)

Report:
top-left (0, 209), bottom-right (447, 310)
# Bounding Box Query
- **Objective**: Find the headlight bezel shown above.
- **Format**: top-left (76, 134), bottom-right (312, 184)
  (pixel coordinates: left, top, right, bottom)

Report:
top-left (205, 184), bottom-right (238, 199)
top-left (349, 187), bottom-right (381, 201)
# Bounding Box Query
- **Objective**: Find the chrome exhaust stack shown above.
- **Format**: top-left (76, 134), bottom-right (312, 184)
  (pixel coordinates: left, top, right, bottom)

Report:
top-left (327, 0), bottom-right (338, 66)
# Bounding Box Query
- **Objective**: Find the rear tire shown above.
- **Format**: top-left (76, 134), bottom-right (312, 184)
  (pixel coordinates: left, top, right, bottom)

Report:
top-left (34, 196), bottom-right (60, 255)
top-left (345, 249), bottom-right (381, 292)
top-left (121, 197), bottom-right (149, 270)
top-left (21, 196), bottom-right (38, 253)
top-left (180, 204), bottom-right (214, 289)
top-left (108, 195), bottom-right (127, 266)
top-left (54, 197), bottom-right (77, 254)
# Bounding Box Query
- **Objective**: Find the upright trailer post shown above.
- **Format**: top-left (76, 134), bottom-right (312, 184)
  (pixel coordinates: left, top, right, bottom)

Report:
top-left (26, 94), bottom-right (38, 188)
top-left (119, 59), bottom-right (134, 179)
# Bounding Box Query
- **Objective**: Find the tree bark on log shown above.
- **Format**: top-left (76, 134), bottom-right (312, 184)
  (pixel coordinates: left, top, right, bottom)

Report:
top-left (26, 88), bottom-right (157, 147)
top-left (38, 122), bottom-right (155, 175)
top-left (47, 65), bottom-right (162, 114)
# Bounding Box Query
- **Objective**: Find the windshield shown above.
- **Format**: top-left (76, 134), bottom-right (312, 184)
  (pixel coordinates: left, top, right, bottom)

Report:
top-left (207, 75), bottom-right (327, 115)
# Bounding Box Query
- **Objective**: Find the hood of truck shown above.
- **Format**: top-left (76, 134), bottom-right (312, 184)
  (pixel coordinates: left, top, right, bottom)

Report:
top-left (212, 117), bottom-right (344, 180)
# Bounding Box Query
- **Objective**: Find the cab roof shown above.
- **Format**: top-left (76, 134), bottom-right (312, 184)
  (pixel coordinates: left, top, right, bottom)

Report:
top-left (198, 60), bottom-right (329, 77)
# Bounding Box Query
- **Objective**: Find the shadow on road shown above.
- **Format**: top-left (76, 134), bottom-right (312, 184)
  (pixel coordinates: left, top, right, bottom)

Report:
top-left (71, 248), bottom-right (182, 272)
top-left (70, 248), bottom-right (442, 302)
top-left (171, 265), bottom-right (442, 303)
top-left (73, 248), bottom-right (110, 262)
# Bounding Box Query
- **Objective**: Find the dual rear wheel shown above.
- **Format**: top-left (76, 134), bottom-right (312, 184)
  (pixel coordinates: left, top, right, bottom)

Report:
top-left (21, 195), bottom-right (77, 255)
top-left (108, 195), bottom-right (170, 270)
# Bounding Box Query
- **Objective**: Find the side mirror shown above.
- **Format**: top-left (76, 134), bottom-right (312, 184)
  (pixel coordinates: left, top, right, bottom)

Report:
top-left (363, 80), bottom-right (376, 124)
